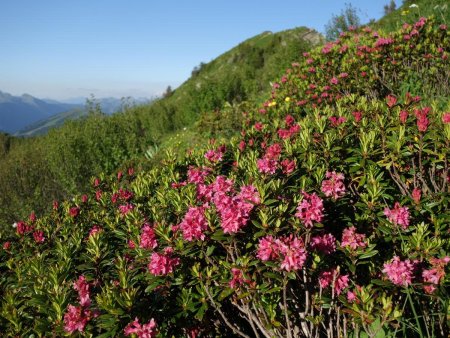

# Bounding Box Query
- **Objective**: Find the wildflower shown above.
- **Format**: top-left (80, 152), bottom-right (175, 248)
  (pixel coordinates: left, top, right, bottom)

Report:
top-left (148, 250), bottom-right (180, 276)
top-left (347, 290), bottom-right (357, 303)
top-left (412, 188), bottom-right (421, 204)
top-left (281, 159), bottom-right (296, 175)
top-left (29, 212), bottom-right (36, 223)
top-left (53, 200), bottom-right (59, 210)
top-left (422, 256), bottom-right (449, 293)
top-left (179, 206), bottom-right (208, 241)
top-left (74, 275), bottom-right (91, 307)
top-left (329, 116), bottom-right (346, 127)
top-left (386, 95), bottom-right (397, 108)
top-left (16, 221), bottom-right (32, 235)
top-left (69, 207), bottom-right (80, 218)
top-left (124, 318), bottom-right (157, 338)
top-left (352, 111), bottom-right (362, 122)
top-left (33, 230), bottom-right (45, 244)
top-left (81, 195), bottom-right (88, 203)
top-left (383, 256), bottom-right (414, 286)
top-left (265, 143), bottom-right (282, 160)
top-left (119, 204), bottom-right (134, 215)
top-left (3, 242), bottom-right (11, 250)
top-left (319, 269), bottom-right (349, 295)
top-left (187, 166), bottom-right (210, 184)
top-left (384, 202), bottom-right (410, 229)
top-left (330, 77), bottom-right (339, 85)
top-left (414, 107), bottom-right (431, 132)
top-left (278, 236), bottom-right (307, 272)
top-left (257, 235), bottom-right (279, 261)
top-left (310, 233), bottom-right (336, 254)
top-left (89, 225), bottom-right (102, 237)
top-left (341, 227), bottom-right (367, 250)
top-left (442, 112), bottom-right (450, 124)
top-left (204, 147), bottom-right (224, 163)
top-left (399, 110), bottom-right (408, 123)
top-left (295, 192), bottom-right (324, 228)
top-left (237, 185), bottom-right (260, 205)
top-left (321, 171), bottom-right (346, 199)
top-left (64, 305), bottom-right (91, 334)
top-left (140, 224), bottom-right (158, 249)
top-left (229, 268), bottom-right (249, 289)
top-left (257, 158), bottom-right (278, 174)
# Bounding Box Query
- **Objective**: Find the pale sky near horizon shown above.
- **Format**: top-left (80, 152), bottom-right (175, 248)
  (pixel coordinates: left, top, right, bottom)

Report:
top-left (0, 0), bottom-right (400, 100)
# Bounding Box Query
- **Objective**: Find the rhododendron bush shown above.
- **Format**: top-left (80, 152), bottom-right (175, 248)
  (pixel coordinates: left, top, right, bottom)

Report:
top-left (1, 18), bottom-right (449, 337)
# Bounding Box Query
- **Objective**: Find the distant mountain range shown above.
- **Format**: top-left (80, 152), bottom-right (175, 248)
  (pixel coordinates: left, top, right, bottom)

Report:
top-left (0, 91), bottom-right (151, 136)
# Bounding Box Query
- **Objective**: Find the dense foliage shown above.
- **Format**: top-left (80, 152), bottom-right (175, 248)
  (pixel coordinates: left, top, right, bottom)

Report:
top-left (1, 17), bottom-right (448, 337)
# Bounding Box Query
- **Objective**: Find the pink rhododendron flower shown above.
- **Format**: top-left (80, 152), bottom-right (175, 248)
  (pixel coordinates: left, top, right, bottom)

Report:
top-left (204, 148), bottom-right (223, 163)
top-left (310, 233), bottom-right (336, 254)
top-left (29, 212), bottom-right (36, 223)
top-left (187, 166), bottom-right (211, 184)
top-left (229, 268), bottom-right (249, 289)
top-left (414, 107), bottom-right (431, 132)
top-left (295, 192), bottom-right (324, 228)
top-left (375, 37), bottom-right (394, 48)
top-left (347, 290), bottom-right (357, 303)
top-left (69, 207), bottom-right (80, 218)
top-left (16, 221), bottom-right (32, 235)
top-left (148, 250), bottom-right (180, 276)
top-left (383, 256), bottom-right (414, 286)
top-left (329, 116), bottom-right (346, 127)
top-left (74, 275), bottom-right (91, 307)
top-left (265, 143), bottom-right (282, 160)
top-left (442, 112), bottom-right (450, 124)
top-left (237, 185), bottom-right (260, 205)
top-left (281, 159), bottom-right (296, 175)
top-left (119, 203), bottom-right (134, 215)
top-left (257, 158), bottom-right (278, 174)
top-left (384, 202), bottom-right (410, 229)
top-left (140, 224), bottom-right (158, 249)
top-left (319, 269), bottom-right (349, 295)
top-left (3, 241), bottom-right (11, 250)
top-left (257, 235), bottom-right (280, 261)
top-left (179, 206), bottom-right (209, 241)
top-left (352, 111), bottom-right (362, 122)
top-left (386, 94), bottom-right (397, 108)
top-left (412, 188), bottom-right (421, 204)
top-left (321, 171), bottom-right (346, 199)
top-left (124, 317), bottom-right (157, 338)
top-left (422, 256), bottom-right (450, 293)
top-left (341, 227), bottom-right (367, 250)
top-left (64, 305), bottom-right (91, 334)
top-left (89, 225), bottom-right (102, 237)
top-left (278, 236), bottom-right (307, 272)
top-left (33, 230), bottom-right (45, 243)
top-left (399, 110), bottom-right (409, 124)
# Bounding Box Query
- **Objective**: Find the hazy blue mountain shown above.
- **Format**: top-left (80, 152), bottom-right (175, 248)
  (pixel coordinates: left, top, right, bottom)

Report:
top-left (14, 96), bottom-right (152, 137)
top-left (0, 91), bottom-right (82, 134)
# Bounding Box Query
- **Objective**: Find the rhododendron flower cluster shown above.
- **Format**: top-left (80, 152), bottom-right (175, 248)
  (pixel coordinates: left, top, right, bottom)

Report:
top-left (204, 145), bottom-right (226, 163)
top-left (179, 206), bottom-right (209, 241)
top-left (111, 188), bottom-right (134, 203)
top-left (139, 224), bottom-right (158, 249)
top-left (321, 171), bottom-right (346, 199)
top-left (414, 107), bottom-right (431, 132)
top-left (422, 256), bottom-right (450, 294)
top-left (64, 305), bottom-right (92, 334)
top-left (124, 317), bottom-right (157, 338)
top-left (16, 221), bottom-right (33, 236)
top-left (74, 275), bottom-right (91, 307)
top-left (148, 247), bottom-right (180, 276)
top-left (257, 235), bottom-right (307, 271)
top-left (329, 116), bottom-right (346, 127)
top-left (280, 159), bottom-right (296, 175)
top-left (119, 203), bottom-right (134, 215)
top-left (384, 202), bottom-right (410, 229)
top-left (295, 192), bottom-right (324, 227)
top-left (229, 268), bottom-right (249, 289)
top-left (64, 276), bottom-right (93, 333)
top-left (33, 230), bottom-right (45, 243)
top-left (187, 166), bottom-right (211, 184)
top-left (383, 256), bottom-right (414, 287)
top-left (319, 269), bottom-right (349, 295)
top-left (340, 227), bottom-right (367, 250)
top-left (310, 233), bottom-right (336, 254)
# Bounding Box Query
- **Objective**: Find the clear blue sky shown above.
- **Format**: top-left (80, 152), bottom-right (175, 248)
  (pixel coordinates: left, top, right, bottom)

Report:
top-left (0, 0), bottom-right (399, 100)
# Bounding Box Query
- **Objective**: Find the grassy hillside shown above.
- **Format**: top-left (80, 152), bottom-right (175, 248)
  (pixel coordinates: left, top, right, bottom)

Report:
top-left (0, 26), bottom-right (321, 234)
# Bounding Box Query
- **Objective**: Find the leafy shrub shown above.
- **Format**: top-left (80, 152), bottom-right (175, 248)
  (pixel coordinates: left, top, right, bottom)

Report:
top-left (0, 17), bottom-right (449, 337)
